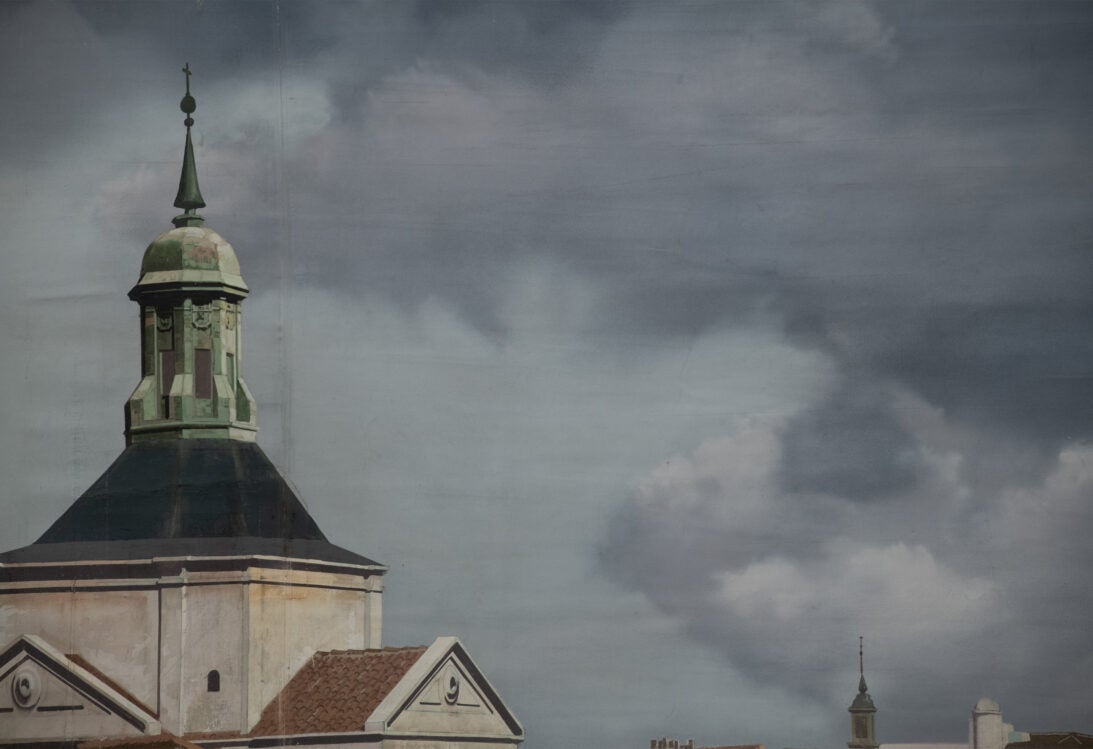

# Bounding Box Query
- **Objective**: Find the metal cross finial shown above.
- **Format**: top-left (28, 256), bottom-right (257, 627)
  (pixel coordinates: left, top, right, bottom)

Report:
top-left (180, 64), bottom-right (197, 125)
top-left (859, 636), bottom-right (864, 677)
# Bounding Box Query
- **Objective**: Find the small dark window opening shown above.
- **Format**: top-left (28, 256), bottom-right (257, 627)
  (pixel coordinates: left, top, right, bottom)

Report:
top-left (195, 348), bottom-right (213, 399)
top-left (160, 350), bottom-right (176, 418)
top-left (207, 670), bottom-right (220, 692)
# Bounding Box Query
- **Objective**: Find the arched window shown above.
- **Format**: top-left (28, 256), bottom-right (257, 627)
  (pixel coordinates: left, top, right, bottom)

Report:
top-left (207, 670), bottom-right (220, 693)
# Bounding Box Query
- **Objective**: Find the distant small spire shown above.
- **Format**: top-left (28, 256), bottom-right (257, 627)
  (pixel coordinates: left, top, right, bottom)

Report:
top-left (859, 636), bottom-right (868, 693)
top-left (173, 63), bottom-right (206, 227)
top-left (848, 635), bottom-right (877, 749)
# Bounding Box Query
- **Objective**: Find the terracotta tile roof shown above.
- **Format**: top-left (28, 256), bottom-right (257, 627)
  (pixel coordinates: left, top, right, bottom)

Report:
top-left (67, 652), bottom-right (158, 718)
top-left (79, 735), bottom-right (203, 749)
top-left (250, 646), bottom-right (428, 737)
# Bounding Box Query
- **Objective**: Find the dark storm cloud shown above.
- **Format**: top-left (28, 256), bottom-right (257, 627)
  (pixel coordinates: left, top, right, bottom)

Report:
top-left (73, 1), bottom-right (289, 68)
top-left (871, 303), bottom-right (1093, 442)
top-left (780, 376), bottom-right (922, 500)
top-left (296, 0), bottom-right (633, 122)
top-left (776, 291), bottom-right (1093, 484)
top-left (412, 0), bottom-right (632, 73)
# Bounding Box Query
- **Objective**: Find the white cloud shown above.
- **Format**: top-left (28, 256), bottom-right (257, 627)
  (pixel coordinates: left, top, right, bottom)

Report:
top-left (715, 542), bottom-right (998, 637)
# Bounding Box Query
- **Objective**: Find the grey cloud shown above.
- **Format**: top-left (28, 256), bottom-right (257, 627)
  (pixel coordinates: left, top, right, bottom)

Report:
top-left (781, 296), bottom-right (1093, 487)
top-left (780, 377), bottom-right (923, 500)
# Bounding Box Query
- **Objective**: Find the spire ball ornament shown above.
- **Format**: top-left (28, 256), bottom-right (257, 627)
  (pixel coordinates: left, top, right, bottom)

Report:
top-left (181, 62), bottom-right (196, 121)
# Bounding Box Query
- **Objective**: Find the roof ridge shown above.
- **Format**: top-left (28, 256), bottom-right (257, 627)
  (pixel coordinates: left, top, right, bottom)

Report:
top-left (317, 645), bottom-right (429, 656)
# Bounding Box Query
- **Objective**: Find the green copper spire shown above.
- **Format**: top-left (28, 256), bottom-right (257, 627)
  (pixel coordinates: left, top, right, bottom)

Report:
top-left (173, 63), bottom-right (206, 228)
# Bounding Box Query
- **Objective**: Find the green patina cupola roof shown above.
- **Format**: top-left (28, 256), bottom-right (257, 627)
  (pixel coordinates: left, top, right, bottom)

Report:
top-left (133, 225), bottom-right (248, 298)
top-left (131, 65), bottom-right (247, 301)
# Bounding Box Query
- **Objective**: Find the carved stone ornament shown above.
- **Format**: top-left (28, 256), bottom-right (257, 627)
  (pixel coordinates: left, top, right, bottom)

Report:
top-left (444, 671), bottom-right (460, 705)
top-left (192, 304), bottom-right (212, 329)
top-left (156, 312), bottom-right (173, 332)
top-left (224, 306), bottom-right (236, 330)
top-left (11, 668), bottom-right (41, 709)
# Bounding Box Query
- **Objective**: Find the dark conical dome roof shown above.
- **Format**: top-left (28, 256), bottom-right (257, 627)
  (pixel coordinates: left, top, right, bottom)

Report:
top-left (0, 440), bottom-right (379, 568)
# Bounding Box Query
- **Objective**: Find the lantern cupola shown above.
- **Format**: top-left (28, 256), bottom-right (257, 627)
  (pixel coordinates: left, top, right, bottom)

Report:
top-left (124, 64), bottom-right (257, 443)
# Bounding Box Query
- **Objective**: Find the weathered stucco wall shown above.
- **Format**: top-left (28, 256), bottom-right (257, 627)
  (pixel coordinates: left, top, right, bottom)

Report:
top-left (0, 588), bottom-right (159, 711)
top-left (0, 560), bottom-right (382, 739)
top-left (157, 578), bottom-right (247, 734)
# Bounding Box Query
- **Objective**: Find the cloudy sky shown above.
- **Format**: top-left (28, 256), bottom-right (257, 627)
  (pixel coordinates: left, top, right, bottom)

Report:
top-left (1, 1), bottom-right (1092, 747)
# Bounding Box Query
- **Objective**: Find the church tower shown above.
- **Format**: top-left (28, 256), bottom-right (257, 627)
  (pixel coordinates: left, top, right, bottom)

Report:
top-left (0, 66), bottom-right (523, 749)
top-left (0, 68), bottom-right (386, 738)
top-left (849, 637), bottom-right (878, 749)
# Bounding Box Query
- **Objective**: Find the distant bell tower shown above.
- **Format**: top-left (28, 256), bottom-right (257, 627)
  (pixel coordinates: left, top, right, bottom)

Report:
top-left (124, 64), bottom-right (257, 443)
top-left (849, 636), bottom-right (878, 749)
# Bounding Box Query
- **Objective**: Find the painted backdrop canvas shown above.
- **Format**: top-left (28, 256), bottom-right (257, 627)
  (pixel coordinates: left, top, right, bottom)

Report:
top-left (1, 2), bottom-right (1091, 748)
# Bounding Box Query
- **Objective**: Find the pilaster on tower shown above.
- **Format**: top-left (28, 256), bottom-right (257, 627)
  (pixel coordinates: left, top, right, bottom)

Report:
top-left (123, 65), bottom-right (257, 444)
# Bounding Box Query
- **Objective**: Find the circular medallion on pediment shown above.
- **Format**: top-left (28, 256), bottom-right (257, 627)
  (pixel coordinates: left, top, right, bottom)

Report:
top-left (12, 667), bottom-right (41, 709)
top-left (444, 672), bottom-right (460, 705)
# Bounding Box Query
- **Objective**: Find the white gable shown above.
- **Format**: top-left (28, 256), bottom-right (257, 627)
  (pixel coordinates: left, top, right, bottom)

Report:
top-left (0, 634), bottom-right (160, 743)
top-left (366, 637), bottom-right (523, 743)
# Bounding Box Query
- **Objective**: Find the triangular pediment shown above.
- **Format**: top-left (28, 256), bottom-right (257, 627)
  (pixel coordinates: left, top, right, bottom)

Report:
top-left (0, 634), bottom-right (160, 743)
top-left (366, 637), bottom-right (523, 742)
top-left (411, 655), bottom-right (486, 710)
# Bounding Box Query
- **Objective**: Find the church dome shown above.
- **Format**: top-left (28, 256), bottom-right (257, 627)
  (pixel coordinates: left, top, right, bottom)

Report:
top-left (134, 225), bottom-right (248, 296)
top-left (974, 697), bottom-right (1001, 713)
